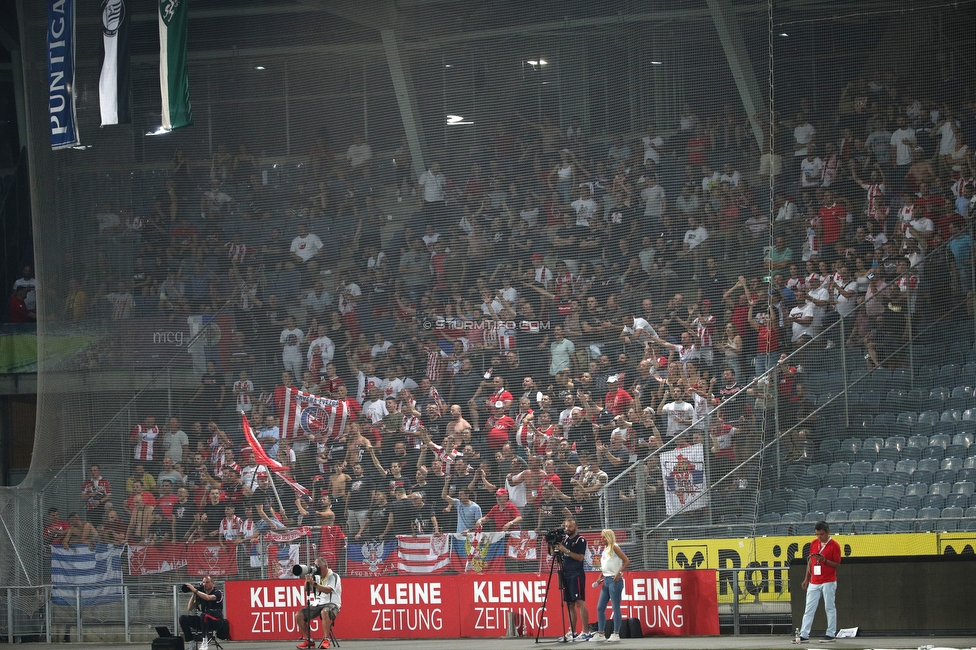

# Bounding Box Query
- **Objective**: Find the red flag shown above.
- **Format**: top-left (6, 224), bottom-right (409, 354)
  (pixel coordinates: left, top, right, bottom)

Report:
top-left (242, 414), bottom-right (311, 499)
top-left (317, 525), bottom-right (346, 567)
top-left (241, 414), bottom-right (286, 472)
top-left (185, 543), bottom-right (239, 577)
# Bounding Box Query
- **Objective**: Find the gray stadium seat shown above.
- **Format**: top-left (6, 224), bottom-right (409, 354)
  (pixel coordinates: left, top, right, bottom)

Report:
top-left (943, 457), bottom-right (965, 471)
top-left (896, 459), bottom-right (917, 474)
top-left (861, 484), bottom-right (884, 499)
top-left (930, 482), bottom-right (952, 497)
top-left (905, 482), bottom-right (929, 497)
top-left (900, 495), bottom-right (922, 510)
top-left (826, 510), bottom-right (848, 523)
top-left (884, 435), bottom-right (906, 452)
top-left (953, 481), bottom-right (975, 496)
top-left (817, 487), bottom-right (838, 501)
top-left (832, 497), bottom-right (854, 512)
top-left (851, 461), bottom-right (873, 475)
top-left (883, 484), bottom-right (906, 499)
top-left (849, 509), bottom-right (871, 521)
top-left (893, 507), bottom-right (917, 520)
top-left (918, 458), bottom-right (940, 473)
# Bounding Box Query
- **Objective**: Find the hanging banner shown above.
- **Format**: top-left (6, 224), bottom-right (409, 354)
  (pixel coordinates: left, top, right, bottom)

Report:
top-left (48, 0), bottom-right (80, 149)
top-left (158, 0), bottom-right (192, 130)
top-left (660, 443), bottom-right (709, 516)
top-left (99, 0), bottom-right (130, 125)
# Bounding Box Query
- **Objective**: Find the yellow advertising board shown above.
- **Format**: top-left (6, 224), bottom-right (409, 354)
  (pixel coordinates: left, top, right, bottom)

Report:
top-left (667, 533), bottom-right (939, 603)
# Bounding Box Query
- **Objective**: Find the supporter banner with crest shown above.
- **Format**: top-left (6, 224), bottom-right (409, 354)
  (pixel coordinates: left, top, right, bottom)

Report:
top-left (660, 443), bottom-right (709, 516)
top-left (347, 539), bottom-right (397, 577)
top-left (186, 543), bottom-right (239, 577)
top-left (126, 543), bottom-right (187, 575)
top-left (278, 386), bottom-right (351, 441)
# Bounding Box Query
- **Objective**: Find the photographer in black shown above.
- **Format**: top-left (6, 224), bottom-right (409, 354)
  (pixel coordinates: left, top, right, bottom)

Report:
top-left (179, 575), bottom-right (224, 650)
top-left (552, 517), bottom-right (591, 642)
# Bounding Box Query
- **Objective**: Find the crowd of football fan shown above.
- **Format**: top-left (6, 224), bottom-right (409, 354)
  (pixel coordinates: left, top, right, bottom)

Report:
top-left (42, 71), bottom-right (976, 553)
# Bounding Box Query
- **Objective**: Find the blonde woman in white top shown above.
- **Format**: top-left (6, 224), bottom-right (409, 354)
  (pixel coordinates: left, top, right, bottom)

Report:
top-left (590, 529), bottom-right (630, 642)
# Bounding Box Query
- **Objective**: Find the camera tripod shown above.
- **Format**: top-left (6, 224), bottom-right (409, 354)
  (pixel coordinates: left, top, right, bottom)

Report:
top-left (534, 547), bottom-right (572, 644)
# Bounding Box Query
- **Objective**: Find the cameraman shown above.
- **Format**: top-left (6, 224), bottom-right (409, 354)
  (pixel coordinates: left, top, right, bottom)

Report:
top-left (179, 576), bottom-right (223, 650)
top-left (553, 516), bottom-right (591, 642)
top-left (295, 558), bottom-right (342, 649)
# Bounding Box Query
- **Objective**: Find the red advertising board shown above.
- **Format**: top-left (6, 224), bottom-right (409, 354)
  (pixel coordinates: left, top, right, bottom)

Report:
top-left (225, 570), bottom-right (718, 640)
top-left (225, 576), bottom-right (460, 641)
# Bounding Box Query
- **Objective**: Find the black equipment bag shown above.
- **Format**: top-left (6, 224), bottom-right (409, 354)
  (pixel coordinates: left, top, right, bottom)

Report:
top-left (151, 638), bottom-right (184, 650)
top-left (626, 618), bottom-right (643, 638)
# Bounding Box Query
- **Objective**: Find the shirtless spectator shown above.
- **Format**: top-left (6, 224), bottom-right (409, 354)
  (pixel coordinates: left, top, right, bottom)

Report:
top-left (62, 512), bottom-right (99, 550)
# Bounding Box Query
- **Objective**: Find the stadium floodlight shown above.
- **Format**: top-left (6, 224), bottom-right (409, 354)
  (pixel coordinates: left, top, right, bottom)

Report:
top-left (446, 115), bottom-right (473, 125)
top-left (145, 126), bottom-right (169, 136)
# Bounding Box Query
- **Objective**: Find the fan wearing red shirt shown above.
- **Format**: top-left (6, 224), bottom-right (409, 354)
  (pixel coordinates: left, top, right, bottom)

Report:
top-left (485, 401), bottom-right (516, 450)
top-left (796, 521), bottom-right (842, 642)
top-left (476, 488), bottom-right (522, 531)
top-left (604, 375), bottom-right (633, 416)
top-left (818, 191), bottom-right (847, 262)
top-left (43, 508), bottom-right (71, 545)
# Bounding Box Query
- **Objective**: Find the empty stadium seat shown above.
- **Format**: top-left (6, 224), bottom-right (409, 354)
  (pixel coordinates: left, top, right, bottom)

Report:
top-left (807, 463), bottom-right (829, 478)
top-left (935, 469), bottom-right (958, 485)
top-left (795, 488), bottom-right (816, 502)
top-left (905, 482), bottom-right (929, 497)
top-left (907, 435), bottom-right (929, 449)
top-left (954, 432), bottom-right (974, 448)
top-left (828, 461), bottom-right (850, 475)
top-left (931, 482), bottom-right (952, 497)
top-left (896, 459), bottom-right (917, 474)
top-left (922, 494), bottom-right (946, 510)
top-left (861, 484), bottom-right (884, 499)
top-left (817, 487), bottom-right (838, 501)
top-left (838, 486), bottom-right (860, 499)
top-left (824, 473), bottom-right (845, 488)
top-left (900, 495), bottom-right (922, 510)
top-left (849, 509), bottom-right (871, 521)
top-left (944, 456), bottom-right (965, 471)
top-left (930, 433), bottom-right (951, 449)
top-left (894, 507), bottom-right (917, 520)
top-left (923, 446), bottom-right (946, 461)
top-left (945, 494), bottom-right (970, 509)
top-left (953, 481), bottom-right (976, 495)
top-left (874, 459), bottom-right (896, 475)
top-left (919, 507), bottom-right (941, 519)
top-left (889, 470), bottom-right (912, 485)
top-left (804, 511), bottom-right (825, 522)
top-left (832, 497), bottom-right (854, 512)
top-left (809, 498), bottom-right (831, 513)
top-left (871, 508), bottom-right (894, 520)
top-left (945, 444), bottom-right (968, 459)
top-left (913, 469), bottom-right (935, 485)
top-left (959, 468), bottom-right (976, 482)
top-left (918, 458), bottom-right (941, 473)
top-left (883, 484), bottom-right (905, 499)
top-left (851, 461), bottom-right (873, 475)
top-left (884, 435), bottom-right (906, 452)
top-left (877, 496), bottom-right (899, 511)
top-left (890, 520), bottom-right (915, 532)
top-left (947, 386), bottom-right (973, 411)
top-left (965, 507), bottom-right (976, 519)
top-left (826, 510), bottom-right (848, 523)
top-left (856, 496), bottom-right (878, 510)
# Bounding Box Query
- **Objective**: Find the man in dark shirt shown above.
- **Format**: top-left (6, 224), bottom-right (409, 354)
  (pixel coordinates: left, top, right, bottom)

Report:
top-left (553, 516), bottom-right (591, 642)
top-left (451, 358), bottom-right (482, 426)
top-left (356, 491), bottom-right (392, 540)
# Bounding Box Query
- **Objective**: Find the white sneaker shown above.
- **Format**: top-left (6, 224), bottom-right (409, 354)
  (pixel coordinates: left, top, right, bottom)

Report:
top-left (574, 633), bottom-right (593, 642)
top-left (187, 643), bottom-right (196, 650)
top-left (200, 637), bottom-right (209, 650)
top-left (607, 633), bottom-right (621, 643)
top-left (557, 630), bottom-right (576, 643)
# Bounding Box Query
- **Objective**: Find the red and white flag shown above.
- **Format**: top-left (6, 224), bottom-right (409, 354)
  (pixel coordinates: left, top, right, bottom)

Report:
top-left (241, 414), bottom-right (310, 499)
top-left (396, 535), bottom-right (453, 574)
top-left (278, 386), bottom-right (351, 441)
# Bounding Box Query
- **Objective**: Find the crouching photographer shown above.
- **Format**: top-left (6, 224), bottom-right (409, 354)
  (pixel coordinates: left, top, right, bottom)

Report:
top-left (294, 557), bottom-right (342, 649)
top-left (179, 576), bottom-right (226, 650)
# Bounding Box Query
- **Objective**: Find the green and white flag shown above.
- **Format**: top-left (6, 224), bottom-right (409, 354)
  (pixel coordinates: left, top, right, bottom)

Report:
top-left (158, 0), bottom-right (192, 131)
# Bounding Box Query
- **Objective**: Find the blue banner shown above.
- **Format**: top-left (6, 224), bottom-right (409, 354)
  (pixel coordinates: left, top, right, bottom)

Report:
top-left (48, 0), bottom-right (80, 149)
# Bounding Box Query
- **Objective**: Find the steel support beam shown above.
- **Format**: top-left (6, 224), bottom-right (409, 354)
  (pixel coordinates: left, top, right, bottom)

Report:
top-left (706, 0), bottom-right (765, 151)
top-left (381, 29), bottom-right (427, 181)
